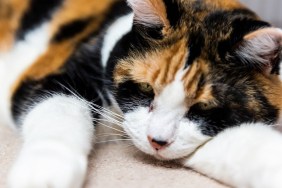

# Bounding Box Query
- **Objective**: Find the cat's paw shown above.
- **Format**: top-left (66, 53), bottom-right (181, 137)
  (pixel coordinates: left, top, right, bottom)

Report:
top-left (251, 170), bottom-right (282, 188)
top-left (8, 147), bottom-right (87, 188)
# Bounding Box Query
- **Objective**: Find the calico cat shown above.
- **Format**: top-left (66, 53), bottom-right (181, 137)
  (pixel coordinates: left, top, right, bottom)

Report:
top-left (0, 0), bottom-right (282, 187)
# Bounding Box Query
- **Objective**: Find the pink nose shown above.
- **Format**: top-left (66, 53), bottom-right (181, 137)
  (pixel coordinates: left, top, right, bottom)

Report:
top-left (148, 136), bottom-right (169, 150)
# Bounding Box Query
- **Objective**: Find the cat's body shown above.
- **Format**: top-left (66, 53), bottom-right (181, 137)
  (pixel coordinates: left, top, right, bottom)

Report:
top-left (1, 0), bottom-right (282, 187)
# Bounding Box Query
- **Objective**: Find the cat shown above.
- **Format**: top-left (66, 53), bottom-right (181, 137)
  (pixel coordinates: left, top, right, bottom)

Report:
top-left (0, 0), bottom-right (282, 187)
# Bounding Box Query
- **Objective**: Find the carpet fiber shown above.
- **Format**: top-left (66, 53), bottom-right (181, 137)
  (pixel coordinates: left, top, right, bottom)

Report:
top-left (0, 124), bottom-right (228, 188)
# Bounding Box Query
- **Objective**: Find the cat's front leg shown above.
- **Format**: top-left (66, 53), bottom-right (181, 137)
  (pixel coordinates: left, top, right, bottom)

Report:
top-left (8, 95), bottom-right (94, 188)
top-left (182, 124), bottom-right (282, 188)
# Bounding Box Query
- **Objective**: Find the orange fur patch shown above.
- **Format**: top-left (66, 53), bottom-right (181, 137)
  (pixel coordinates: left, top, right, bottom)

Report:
top-left (11, 0), bottom-right (116, 96)
top-left (0, 0), bottom-right (29, 51)
top-left (114, 39), bottom-right (188, 94)
top-left (256, 74), bottom-right (282, 111)
top-left (50, 0), bottom-right (115, 36)
top-left (204, 0), bottom-right (244, 10)
top-left (115, 52), bottom-right (214, 107)
top-left (182, 59), bottom-right (209, 99)
top-left (195, 84), bottom-right (214, 101)
top-left (114, 35), bottom-right (214, 107)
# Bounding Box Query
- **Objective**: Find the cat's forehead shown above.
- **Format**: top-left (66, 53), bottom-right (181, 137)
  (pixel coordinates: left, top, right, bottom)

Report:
top-left (114, 38), bottom-right (211, 96)
top-left (114, 40), bottom-right (186, 88)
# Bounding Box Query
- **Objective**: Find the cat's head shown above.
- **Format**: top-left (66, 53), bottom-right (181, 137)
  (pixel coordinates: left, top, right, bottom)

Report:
top-left (112, 0), bottom-right (282, 160)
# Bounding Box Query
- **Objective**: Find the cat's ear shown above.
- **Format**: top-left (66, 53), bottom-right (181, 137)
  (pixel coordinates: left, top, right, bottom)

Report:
top-left (127, 0), bottom-right (170, 29)
top-left (234, 27), bottom-right (282, 74)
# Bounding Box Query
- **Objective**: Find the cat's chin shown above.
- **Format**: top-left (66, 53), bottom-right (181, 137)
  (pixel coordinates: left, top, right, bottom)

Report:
top-left (143, 147), bottom-right (194, 161)
top-left (131, 143), bottom-right (179, 161)
top-left (153, 153), bottom-right (178, 161)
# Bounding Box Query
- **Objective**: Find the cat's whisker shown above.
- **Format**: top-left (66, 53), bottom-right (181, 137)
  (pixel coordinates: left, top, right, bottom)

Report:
top-left (96, 133), bottom-right (127, 136)
top-left (95, 118), bottom-right (124, 127)
top-left (90, 108), bottom-right (124, 126)
top-left (56, 83), bottom-right (89, 103)
top-left (123, 145), bottom-right (137, 153)
top-left (55, 83), bottom-right (124, 126)
top-left (122, 143), bottom-right (136, 150)
top-left (96, 133), bottom-right (129, 138)
top-left (93, 118), bottom-right (123, 127)
top-left (92, 117), bottom-right (124, 129)
top-left (90, 103), bottom-right (124, 119)
top-left (92, 119), bottom-right (126, 134)
top-left (89, 103), bottom-right (124, 120)
top-left (98, 116), bottom-right (123, 126)
top-left (90, 107), bottom-right (122, 121)
top-left (96, 139), bottom-right (133, 144)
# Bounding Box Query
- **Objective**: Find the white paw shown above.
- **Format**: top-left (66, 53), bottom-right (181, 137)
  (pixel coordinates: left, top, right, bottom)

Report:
top-left (251, 170), bottom-right (282, 188)
top-left (8, 147), bottom-right (87, 188)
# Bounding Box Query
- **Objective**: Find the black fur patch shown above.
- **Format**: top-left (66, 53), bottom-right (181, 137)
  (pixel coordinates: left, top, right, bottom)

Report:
top-left (52, 18), bottom-right (93, 43)
top-left (17, 0), bottom-right (63, 40)
top-left (201, 8), bottom-right (270, 63)
top-left (106, 23), bottom-right (157, 82)
top-left (12, 41), bottom-right (104, 124)
top-left (115, 81), bottom-right (154, 113)
top-left (187, 74), bottom-right (279, 136)
top-left (185, 31), bottom-right (204, 68)
top-left (135, 24), bottom-right (164, 40)
top-left (163, 0), bottom-right (183, 27)
top-left (212, 10), bottom-right (270, 61)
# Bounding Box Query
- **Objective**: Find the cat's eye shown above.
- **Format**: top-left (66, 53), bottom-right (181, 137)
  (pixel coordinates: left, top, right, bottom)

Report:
top-left (200, 103), bottom-right (210, 110)
top-left (138, 83), bottom-right (153, 93)
top-left (198, 101), bottom-right (217, 110)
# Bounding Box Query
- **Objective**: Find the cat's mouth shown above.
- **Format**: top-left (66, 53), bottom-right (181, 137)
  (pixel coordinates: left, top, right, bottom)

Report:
top-left (150, 149), bottom-right (192, 161)
top-left (149, 146), bottom-right (191, 161)
top-left (149, 137), bottom-right (213, 161)
top-left (154, 151), bottom-right (180, 161)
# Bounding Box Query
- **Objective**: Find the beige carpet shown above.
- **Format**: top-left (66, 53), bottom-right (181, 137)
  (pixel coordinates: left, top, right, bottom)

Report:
top-left (0, 124), bottom-right (228, 188)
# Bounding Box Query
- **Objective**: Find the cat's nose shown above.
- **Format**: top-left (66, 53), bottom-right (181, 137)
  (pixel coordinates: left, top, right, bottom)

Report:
top-left (148, 136), bottom-right (169, 150)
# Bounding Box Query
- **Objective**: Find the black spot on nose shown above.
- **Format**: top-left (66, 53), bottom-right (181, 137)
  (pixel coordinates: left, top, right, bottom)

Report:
top-left (152, 139), bottom-right (168, 147)
top-left (148, 136), bottom-right (169, 150)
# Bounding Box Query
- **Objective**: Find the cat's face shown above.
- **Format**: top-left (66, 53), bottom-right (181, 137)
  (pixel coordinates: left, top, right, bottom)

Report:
top-left (113, 0), bottom-right (282, 160)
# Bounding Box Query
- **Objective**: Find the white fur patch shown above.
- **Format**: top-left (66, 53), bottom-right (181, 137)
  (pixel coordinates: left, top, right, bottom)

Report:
top-left (8, 95), bottom-right (94, 188)
top-left (183, 124), bottom-right (282, 188)
top-left (123, 107), bottom-right (209, 160)
top-left (122, 69), bottom-right (210, 160)
top-left (147, 70), bottom-right (187, 142)
top-left (101, 13), bottom-right (134, 67)
top-left (0, 22), bottom-right (50, 127)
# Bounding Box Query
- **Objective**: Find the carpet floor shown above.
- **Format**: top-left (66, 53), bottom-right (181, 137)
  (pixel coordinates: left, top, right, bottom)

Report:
top-left (0, 124), bottom-right (228, 188)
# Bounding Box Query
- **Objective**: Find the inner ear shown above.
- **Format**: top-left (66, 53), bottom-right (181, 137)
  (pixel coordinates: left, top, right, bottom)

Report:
top-left (127, 0), bottom-right (170, 29)
top-left (233, 27), bottom-right (282, 74)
